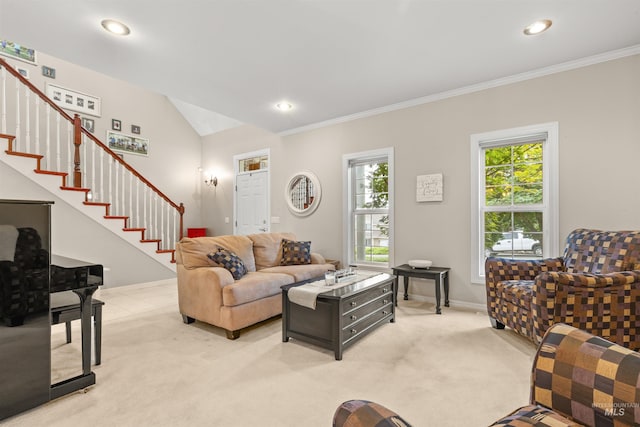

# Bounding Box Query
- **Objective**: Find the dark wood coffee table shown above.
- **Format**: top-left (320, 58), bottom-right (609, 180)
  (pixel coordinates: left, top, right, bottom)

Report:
top-left (281, 273), bottom-right (395, 360)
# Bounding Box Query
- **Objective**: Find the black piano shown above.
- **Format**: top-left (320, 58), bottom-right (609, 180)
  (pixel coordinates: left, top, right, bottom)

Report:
top-left (0, 200), bottom-right (103, 421)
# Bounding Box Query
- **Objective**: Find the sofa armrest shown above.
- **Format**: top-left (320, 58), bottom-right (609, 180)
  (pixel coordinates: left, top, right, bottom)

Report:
top-left (532, 270), bottom-right (640, 346)
top-left (532, 323), bottom-right (640, 425)
top-left (176, 265), bottom-right (235, 323)
top-left (310, 252), bottom-right (326, 265)
top-left (485, 257), bottom-right (564, 317)
top-left (333, 400), bottom-right (412, 427)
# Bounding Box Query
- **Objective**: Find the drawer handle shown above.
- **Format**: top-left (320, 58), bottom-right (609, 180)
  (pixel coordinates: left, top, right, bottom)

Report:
top-left (382, 299), bottom-right (388, 304)
top-left (350, 315), bottom-right (357, 320)
top-left (382, 310), bottom-right (388, 315)
top-left (382, 288), bottom-right (388, 293)
top-left (350, 328), bottom-right (357, 334)
top-left (350, 301), bottom-right (357, 307)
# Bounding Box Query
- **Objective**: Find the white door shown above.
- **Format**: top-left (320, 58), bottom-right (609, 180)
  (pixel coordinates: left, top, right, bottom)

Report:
top-left (235, 170), bottom-right (269, 235)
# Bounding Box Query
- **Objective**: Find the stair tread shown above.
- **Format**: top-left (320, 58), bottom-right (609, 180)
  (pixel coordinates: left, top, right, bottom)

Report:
top-left (157, 249), bottom-right (175, 253)
top-left (140, 239), bottom-right (161, 243)
top-left (104, 215), bottom-right (128, 219)
top-left (60, 186), bottom-right (90, 192)
top-left (35, 169), bottom-right (67, 176)
top-left (5, 150), bottom-right (43, 159)
top-left (84, 201), bottom-right (110, 206)
top-left (123, 228), bottom-right (145, 231)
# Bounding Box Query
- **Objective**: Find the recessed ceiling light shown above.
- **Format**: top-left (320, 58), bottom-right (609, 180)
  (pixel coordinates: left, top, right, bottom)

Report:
top-left (101, 19), bottom-right (131, 36)
top-left (275, 102), bottom-right (293, 112)
top-left (523, 19), bottom-right (552, 36)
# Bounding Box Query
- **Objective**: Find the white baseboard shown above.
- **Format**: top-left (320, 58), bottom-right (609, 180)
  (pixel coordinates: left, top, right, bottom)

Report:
top-left (402, 293), bottom-right (486, 313)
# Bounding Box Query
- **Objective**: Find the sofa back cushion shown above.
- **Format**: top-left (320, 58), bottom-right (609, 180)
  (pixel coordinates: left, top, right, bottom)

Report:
top-left (563, 229), bottom-right (640, 274)
top-left (248, 232), bottom-right (296, 270)
top-left (176, 235), bottom-right (256, 272)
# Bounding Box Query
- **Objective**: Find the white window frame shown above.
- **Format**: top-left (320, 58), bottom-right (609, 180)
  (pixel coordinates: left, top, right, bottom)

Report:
top-left (470, 122), bottom-right (559, 284)
top-left (343, 147), bottom-right (394, 270)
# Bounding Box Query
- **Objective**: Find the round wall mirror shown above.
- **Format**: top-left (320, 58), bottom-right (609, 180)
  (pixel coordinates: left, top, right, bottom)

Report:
top-left (285, 171), bottom-right (322, 216)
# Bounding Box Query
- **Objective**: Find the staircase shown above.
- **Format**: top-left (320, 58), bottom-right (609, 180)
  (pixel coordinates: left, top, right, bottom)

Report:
top-left (0, 58), bottom-right (183, 270)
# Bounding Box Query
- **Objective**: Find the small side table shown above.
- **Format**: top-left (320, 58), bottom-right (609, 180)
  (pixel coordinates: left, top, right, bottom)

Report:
top-left (392, 264), bottom-right (450, 314)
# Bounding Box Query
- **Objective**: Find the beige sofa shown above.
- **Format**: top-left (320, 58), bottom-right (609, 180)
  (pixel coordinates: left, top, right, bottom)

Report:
top-left (175, 232), bottom-right (334, 339)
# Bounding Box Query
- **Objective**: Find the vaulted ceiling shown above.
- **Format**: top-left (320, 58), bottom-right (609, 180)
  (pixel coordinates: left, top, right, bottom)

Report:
top-left (2, 0), bottom-right (639, 135)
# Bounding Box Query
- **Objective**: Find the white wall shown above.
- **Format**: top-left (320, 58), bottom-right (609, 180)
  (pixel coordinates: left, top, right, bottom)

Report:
top-left (201, 54), bottom-right (640, 307)
top-left (1, 53), bottom-right (204, 286)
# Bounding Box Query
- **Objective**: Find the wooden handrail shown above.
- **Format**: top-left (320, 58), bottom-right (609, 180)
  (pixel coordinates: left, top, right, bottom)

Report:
top-left (1, 57), bottom-right (184, 239)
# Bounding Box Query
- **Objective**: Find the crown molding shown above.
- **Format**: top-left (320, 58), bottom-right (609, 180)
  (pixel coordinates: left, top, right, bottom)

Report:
top-left (279, 44), bottom-right (640, 137)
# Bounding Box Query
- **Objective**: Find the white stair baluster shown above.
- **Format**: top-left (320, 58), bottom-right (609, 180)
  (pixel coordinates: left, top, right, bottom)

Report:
top-left (136, 180), bottom-right (140, 229)
top-left (100, 149), bottom-right (104, 203)
top-left (34, 97), bottom-right (39, 155)
top-left (114, 161), bottom-right (119, 216)
top-left (14, 78), bottom-right (20, 151)
top-left (24, 89), bottom-right (30, 152)
top-left (91, 139), bottom-right (96, 196)
top-left (45, 104), bottom-right (51, 170)
top-left (55, 113), bottom-right (60, 171)
top-left (1, 66), bottom-right (6, 133)
top-left (129, 170), bottom-right (133, 226)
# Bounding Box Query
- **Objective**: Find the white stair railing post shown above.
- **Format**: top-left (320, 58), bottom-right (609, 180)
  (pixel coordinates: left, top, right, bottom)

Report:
top-left (45, 104), bottom-right (51, 170)
top-left (55, 113), bottom-right (61, 171)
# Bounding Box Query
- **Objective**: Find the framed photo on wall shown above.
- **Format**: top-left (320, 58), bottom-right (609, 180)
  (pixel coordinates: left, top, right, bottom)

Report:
top-left (112, 119), bottom-right (121, 131)
top-left (81, 117), bottom-right (95, 133)
top-left (0, 39), bottom-right (37, 64)
top-left (107, 131), bottom-right (149, 157)
top-left (46, 83), bottom-right (101, 117)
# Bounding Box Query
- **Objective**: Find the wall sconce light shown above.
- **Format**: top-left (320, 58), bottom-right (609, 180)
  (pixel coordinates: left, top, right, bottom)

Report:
top-left (204, 175), bottom-right (218, 187)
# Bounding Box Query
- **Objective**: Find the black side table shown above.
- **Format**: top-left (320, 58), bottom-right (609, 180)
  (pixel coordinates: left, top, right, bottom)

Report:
top-left (392, 264), bottom-right (450, 314)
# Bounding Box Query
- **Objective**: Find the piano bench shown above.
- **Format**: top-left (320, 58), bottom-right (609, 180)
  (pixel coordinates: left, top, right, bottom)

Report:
top-left (51, 292), bottom-right (105, 365)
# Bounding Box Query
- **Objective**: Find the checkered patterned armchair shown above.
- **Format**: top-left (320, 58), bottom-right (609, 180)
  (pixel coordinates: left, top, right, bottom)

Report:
top-left (486, 229), bottom-right (640, 349)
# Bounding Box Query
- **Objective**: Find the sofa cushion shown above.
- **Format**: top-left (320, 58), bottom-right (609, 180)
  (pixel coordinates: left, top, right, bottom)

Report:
top-left (489, 405), bottom-right (582, 427)
top-left (261, 264), bottom-right (334, 282)
top-left (563, 229), bottom-right (640, 274)
top-left (248, 232), bottom-right (296, 270)
top-left (177, 235), bottom-right (256, 272)
top-left (280, 238), bottom-right (311, 265)
top-left (208, 248), bottom-right (247, 280)
top-left (221, 271), bottom-right (294, 307)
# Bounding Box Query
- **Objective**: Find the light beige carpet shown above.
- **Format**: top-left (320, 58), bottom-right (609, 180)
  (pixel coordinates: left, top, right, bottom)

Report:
top-left (4, 280), bottom-right (536, 427)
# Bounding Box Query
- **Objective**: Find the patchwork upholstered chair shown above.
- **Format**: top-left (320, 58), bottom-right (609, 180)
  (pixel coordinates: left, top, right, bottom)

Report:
top-left (485, 229), bottom-right (640, 349)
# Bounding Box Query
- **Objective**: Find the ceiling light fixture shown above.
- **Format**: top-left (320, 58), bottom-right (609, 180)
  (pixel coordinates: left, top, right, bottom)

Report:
top-left (275, 102), bottom-right (293, 112)
top-left (101, 19), bottom-right (131, 36)
top-left (523, 19), bottom-right (552, 36)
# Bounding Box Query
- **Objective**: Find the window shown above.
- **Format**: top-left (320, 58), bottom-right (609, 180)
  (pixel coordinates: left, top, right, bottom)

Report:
top-left (343, 148), bottom-right (394, 269)
top-left (470, 123), bottom-right (558, 284)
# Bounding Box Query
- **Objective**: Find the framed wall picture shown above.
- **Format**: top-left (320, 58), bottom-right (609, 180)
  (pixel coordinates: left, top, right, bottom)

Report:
top-left (131, 125), bottom-right (140, 135)
top-left (46, 83), bottom-right (101, 117)
top-left (416, 173), bottom-right (443, 202)
top-left (107, 131), bottom-right (149, 157)
top-left (0, 39), bottom-right (37, 65)
top-left (112, 119), bottom-right (121, 131)
top-left (81, 117), bottom-right (95, 133)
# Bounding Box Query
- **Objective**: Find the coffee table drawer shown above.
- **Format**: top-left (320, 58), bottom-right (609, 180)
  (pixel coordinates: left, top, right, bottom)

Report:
top-left (342, 302), bottom-right (393, 341)
top-left (343, 294), bottom-right (392, 326)
top-left (342, 282), bottom-right (392, 313)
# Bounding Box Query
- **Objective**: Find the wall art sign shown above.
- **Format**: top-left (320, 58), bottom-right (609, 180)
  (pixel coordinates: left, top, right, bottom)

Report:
top-left (416, 173), bottom-right (443, 202)
top-left (107, 131), bottom-right (149, 157)
top-left (46, 83), bottom-right (101, 117)
top-left (0, 39), bottom-right (37, 64)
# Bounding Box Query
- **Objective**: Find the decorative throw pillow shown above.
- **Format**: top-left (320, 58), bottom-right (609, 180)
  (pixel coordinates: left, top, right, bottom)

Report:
top-left (280, 238), bottom-right (311, 266)
top-left (207, 247), bottom-right (247, 280)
